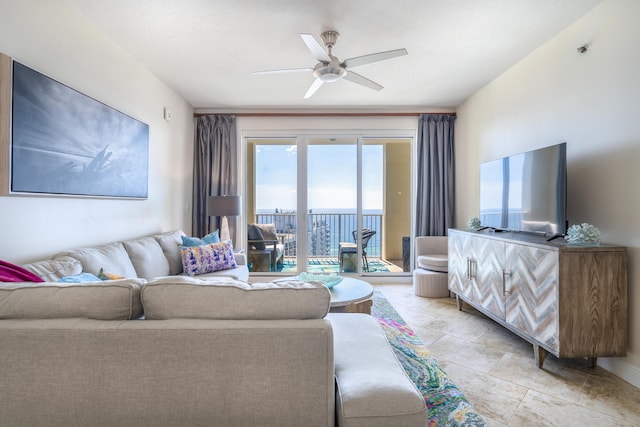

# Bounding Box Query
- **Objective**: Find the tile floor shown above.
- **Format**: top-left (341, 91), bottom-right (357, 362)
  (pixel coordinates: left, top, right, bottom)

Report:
top-left (373, 284), bottom-right (640, 426)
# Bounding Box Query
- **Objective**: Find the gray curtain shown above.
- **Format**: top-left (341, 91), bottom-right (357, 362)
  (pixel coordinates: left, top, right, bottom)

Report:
top-left (192, 115), bottom-right (237, 237)
top-left (416, 114), bottom-right (456, 236)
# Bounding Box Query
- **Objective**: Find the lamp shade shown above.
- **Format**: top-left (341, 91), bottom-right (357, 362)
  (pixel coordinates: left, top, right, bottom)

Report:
top-left (207, 196), bottom-right (241, 217)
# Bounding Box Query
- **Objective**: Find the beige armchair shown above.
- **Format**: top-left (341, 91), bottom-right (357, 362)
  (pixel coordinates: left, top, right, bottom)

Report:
top-left (415, 236), bottom-right (448, 273)
top-left (413, 236), bottom-right (449, 298)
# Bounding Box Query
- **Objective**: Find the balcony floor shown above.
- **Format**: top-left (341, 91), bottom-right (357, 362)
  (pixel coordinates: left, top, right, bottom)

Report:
top-left (276, 257), bottom-right (404, 274)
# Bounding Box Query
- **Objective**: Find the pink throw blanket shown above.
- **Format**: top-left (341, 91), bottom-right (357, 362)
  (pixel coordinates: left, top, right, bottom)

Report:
top-left (0, 260), bottom-right (44, 282)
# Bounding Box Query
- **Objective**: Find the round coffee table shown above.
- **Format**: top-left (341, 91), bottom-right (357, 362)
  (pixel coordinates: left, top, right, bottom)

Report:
top-left (282, 275), bottom-right (374, 314)
top-left (327, 277), bottom-right (374, 314)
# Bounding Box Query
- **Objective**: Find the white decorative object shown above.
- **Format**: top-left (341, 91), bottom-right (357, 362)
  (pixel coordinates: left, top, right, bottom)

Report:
top-left (467, 217), bottom-right (481, 230)
top-left (565, 223), bottom-right (600, 245)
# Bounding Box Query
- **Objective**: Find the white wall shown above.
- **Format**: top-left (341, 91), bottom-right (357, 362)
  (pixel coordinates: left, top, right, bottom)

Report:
top-left (0, 0), bottom-right (194, 263)
top-left (455, 0), bottom-right (640, 386)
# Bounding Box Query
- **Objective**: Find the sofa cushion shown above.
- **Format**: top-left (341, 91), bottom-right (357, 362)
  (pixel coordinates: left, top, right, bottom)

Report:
top-left (180, 242), bottom-right (237, 276)
top-left (142, 277), bottom-right (331, 320)
top-left (0, 279), bottom-right (145, 320)
top-left (195, 264), bottom-right (250, 282)
top-left (57, 242), bottom-right (138, 278)
top-left (255, 223), bottom-right (278, 241)
top-left (22, 256), bottom-right (83, 282)
top-left (123, 237), bottom-right (171, 279)
top-left (152, 229), bottom-right (186, 275)
top-left (416, 254), bottom-right (448, 273)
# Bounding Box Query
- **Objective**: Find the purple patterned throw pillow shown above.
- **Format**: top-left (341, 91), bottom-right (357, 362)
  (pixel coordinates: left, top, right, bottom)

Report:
top-left (179, 242), bottom-right (237, 276)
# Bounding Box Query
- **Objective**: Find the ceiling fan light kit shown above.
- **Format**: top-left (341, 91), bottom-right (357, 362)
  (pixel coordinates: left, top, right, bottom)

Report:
top-left (253, 30), bottom-right (407, 98)
top-left (313, 63), bottom-right (347, 82)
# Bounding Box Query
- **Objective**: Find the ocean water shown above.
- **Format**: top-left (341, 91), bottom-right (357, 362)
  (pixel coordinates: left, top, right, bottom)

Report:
top-left (256, 208), bottom-right (382, 257)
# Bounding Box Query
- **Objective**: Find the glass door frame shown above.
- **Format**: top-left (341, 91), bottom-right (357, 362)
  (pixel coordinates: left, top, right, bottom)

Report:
top-left (305, 135), bottom-right (361, 275)
top-left (241, 128), bottom-right (416, 278)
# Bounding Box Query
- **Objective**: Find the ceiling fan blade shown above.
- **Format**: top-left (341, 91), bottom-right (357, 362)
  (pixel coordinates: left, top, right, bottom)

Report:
top-left (300, 33), bottom-right (331, 62)
top-left (343, 71), bottom-right (383, 91)
top-left (304, 78), bottom-right (324, 98)
top-left (252, 67), bottom-right (313, 75)
top-left (343, 48), bottom-right (408, 69)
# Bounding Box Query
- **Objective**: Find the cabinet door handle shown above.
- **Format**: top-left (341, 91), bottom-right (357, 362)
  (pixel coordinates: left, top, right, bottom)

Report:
top-left (466, 257), bottom-right (471, 279)
top-left (502, 269), bottom-right (511, 296)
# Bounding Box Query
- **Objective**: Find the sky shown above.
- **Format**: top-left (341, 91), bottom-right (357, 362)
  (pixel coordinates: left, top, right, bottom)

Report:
top-left (255, 143), bottom-right (383, 212)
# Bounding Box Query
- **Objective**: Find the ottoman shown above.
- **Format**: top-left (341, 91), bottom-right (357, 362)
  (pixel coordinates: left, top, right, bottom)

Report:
top-left (413, 268), bottom-right (449, 298)
top-left (328, 313), bottom-right (427, 427)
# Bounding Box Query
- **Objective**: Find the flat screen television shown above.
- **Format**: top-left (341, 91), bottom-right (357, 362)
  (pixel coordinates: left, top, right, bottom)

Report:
top-left (479, 142), bottom-right (567, 238)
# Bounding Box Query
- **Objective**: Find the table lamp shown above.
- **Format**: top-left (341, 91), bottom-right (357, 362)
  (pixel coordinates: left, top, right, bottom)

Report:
top-left (207, 195), bottom-right (241, 242)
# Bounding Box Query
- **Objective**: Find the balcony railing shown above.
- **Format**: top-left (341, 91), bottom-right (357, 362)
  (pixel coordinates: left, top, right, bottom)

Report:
top-left (255, 212), bottom-right (382, 259)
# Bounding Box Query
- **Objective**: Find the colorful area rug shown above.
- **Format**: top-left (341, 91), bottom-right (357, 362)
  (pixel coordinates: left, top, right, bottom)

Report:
top-left (371, 291), bottom-right (486, 426)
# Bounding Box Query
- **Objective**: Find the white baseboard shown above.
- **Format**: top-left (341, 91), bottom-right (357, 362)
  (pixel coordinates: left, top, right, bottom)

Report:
top-left (598, 357), bottom-right (640, 389)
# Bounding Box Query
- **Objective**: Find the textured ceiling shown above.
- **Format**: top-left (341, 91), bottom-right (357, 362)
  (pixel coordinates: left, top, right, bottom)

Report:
top-left (64, 0), bottom-right (603, 110)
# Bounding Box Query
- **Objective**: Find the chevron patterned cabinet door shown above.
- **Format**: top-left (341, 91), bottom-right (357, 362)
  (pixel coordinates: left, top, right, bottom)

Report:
top-left (473, 238), bottom-right (506, 319)
top-left (505, 244), bottom-right (559, 352)
top-left (448, 231), bottom-right (473, 299)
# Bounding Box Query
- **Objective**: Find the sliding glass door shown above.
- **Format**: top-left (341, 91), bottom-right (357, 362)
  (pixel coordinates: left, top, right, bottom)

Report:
top-left (307, 138), bottom-right (357, 273)
top-left (246, 139), bottom-right (297, 274)
top-left (246, 135), bottom-right (411, 276)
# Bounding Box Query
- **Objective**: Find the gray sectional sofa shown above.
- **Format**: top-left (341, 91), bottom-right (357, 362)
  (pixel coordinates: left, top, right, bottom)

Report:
top-left (0, 230), bottom-right (427, 426)
top-left (22, 229), bottom-right (250, 283)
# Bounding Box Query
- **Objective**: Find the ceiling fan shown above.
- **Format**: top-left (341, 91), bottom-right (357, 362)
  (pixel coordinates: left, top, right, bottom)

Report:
top-left (253, 31), bottom-right (408, 98)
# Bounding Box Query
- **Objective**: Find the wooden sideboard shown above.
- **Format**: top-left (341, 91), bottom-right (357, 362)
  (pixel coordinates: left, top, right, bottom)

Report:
top-left (448, 228), bottom-right (627, 368)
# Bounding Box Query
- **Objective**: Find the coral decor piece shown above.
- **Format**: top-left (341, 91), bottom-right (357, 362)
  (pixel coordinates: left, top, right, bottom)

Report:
top-left (565, 223), bottom-right (601, 245)
top-left (467, 217), bottom-right (481, 231)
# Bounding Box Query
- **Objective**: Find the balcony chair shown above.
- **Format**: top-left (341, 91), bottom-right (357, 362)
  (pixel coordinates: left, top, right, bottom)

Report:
top-left (339, 228), bottom-right (376, 272)
top-left (413, 236), bottom-right (450, 298)
top-left (247, 223), bottom-right (284, 272)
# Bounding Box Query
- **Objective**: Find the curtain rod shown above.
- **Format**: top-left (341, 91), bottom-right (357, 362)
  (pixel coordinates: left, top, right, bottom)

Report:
top-left (193, 112), bottom-right (456, 118)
